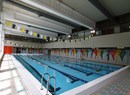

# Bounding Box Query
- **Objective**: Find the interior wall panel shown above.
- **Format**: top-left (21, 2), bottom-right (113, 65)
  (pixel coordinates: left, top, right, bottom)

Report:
top-left (44, 32), bottom-right (130, 48)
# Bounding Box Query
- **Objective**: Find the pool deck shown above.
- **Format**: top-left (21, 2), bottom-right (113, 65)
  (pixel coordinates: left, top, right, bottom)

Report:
top-left (91, 68), bottom-right (130, 95)
top-left (0, 54), bottom-right (51, 95)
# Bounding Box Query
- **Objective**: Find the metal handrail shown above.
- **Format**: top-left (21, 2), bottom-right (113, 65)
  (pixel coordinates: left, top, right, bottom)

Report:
top-left (46, 76), bottom-right (56, 95)
top-left (40, 73), bottom-right (50, 90)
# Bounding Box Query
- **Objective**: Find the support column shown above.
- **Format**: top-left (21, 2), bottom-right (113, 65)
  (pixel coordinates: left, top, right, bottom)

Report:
top-left (0, 23), bottom-right (4, 58)
top-left (114, 26), bottom-right (120, 33)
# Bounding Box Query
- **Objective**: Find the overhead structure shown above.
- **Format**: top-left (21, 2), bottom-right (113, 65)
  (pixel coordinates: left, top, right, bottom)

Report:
top-left (12, 0), bottom-right (95, 29)
top-left (5, 0), bottom-right (79, 28)
top-left (3, 0), bottom-right (79, 38)
top-left (0, 0), bottom-right (4, 22)
top-left (88, 0), bottom-right (116, 22)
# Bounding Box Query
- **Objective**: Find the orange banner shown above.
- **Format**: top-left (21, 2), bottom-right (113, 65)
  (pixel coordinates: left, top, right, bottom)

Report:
top-left (4, 46), bottom-right (13, 54)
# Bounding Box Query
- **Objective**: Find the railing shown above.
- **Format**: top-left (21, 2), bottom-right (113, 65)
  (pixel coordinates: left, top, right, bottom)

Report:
top-left (0, 54), bottom-right (4, 68)
top-left (40, 73), bottom-right (50, 90)
top-left (46, 76), bottom-right (56, 95)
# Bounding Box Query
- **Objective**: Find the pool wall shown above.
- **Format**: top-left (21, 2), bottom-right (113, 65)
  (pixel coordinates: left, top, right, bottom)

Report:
top-left (61, 65), bottom-right (130, 95)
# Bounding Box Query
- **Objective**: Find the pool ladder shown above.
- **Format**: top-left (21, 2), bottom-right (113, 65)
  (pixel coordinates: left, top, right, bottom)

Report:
top-left (40, 73), bottom-right (56, 95)
top-left (41, 73), bottom-right (50, 90)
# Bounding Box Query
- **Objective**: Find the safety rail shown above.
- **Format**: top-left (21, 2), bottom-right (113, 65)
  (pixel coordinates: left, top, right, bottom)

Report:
top-left (0, 54), bottom-right (4, 68)
top-left (46, 76), bottom-right (56, 95)
top-left (40, 73), bottom-right (50, 90)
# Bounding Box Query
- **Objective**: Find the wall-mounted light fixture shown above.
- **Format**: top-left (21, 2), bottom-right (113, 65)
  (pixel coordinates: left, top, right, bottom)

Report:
top-left (90, 30), bottom-right (95, 34)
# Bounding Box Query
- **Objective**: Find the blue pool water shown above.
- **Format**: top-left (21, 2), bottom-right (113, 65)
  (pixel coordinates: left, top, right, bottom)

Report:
top-left (14, 54), bottom-right (123, 95)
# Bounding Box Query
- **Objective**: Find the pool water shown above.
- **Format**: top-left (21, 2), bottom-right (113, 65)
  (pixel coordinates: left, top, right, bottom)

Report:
top-left (14, 54), bottom-right (123, 95)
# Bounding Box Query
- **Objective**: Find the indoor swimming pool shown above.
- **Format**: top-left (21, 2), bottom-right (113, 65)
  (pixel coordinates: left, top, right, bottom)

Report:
top-left (13, 54), bottom-right (123, 95)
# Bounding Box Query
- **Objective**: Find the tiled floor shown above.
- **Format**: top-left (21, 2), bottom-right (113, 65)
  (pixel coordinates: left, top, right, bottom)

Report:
top-left (91, 69), bottom-right (130, 95)
top-left (0, 54), bottom-right (51, 95)
top-left (0, 55), bottom-right (28, 95)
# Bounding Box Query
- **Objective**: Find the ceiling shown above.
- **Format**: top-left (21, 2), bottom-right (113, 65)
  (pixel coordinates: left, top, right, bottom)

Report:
top-left (60, 0), bottom-right (130, 22)
top-left (1, 0), bottom-right (130, 40)
top-left (7, 0), bottom-right (130, 27)
top-left (11, 0), bottom-right (96, 29)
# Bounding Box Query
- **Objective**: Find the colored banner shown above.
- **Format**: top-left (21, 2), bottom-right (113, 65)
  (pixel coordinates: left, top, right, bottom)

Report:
top-left (66, 49), bottom-right (68, 56)
top-left (60, 49), bottom-right (62, 55)
top-left (69, 49), bottom-right (72, 56)
top-left (107, 50), bottom-right (111, 61)
top-left (6, 21), bottom-right (11, 27)
top-left (97, 49), bottom-right (101, 57)
top-left (4, 46), bottom-right (12, 54)
top-left (94, 49), bottom-right (98, 58)
top-left (75, 49), bottom-right (77, 55)
top-left (33, 32), bottom-right (37, 37)
top-left (120, 50), bottom-right (126, 61)
top-left (88, 49), bottom-right (93, 58)
top-left (100, 50), bottom-right (104, 59)
top-left (44, 36), bottom-right (47, 39)
top-left (74, 49), bottom-right (76, 56)
top-left (86, 49), bottom-right (88, 57)
top-left (80, 49), bottom-right (83, 54)
top-left (110, 50), bottom-right (116, 60)
top-left (64, 49), bottom-right (66, 56)
top-left (72, 49), bottom-right (74, 56)
top-left (72, 48), bottom-right (76, 56)
top-left (54, 50), bottom-right (56, 55)
top-left (83, 49), bottom-right (86, 57)
top-left (116, 50), bottom-right (121, 59)
top-left (21, 27), bottom-right (25, 33)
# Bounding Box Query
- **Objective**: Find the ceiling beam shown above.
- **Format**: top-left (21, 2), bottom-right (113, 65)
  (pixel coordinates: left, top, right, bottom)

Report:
top-left (0, 0), bottom-right (4, 23)
top-left (14, 12), bottom-right (71, 34)
top-left (14, 0), bottom-right (95, 29)
top-left (88, 0), bottom-right (116, 22)
top-left (6, 0), bottom-right (81, 28)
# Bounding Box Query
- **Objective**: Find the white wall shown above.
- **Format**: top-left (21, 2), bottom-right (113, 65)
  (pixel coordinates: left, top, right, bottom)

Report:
top-left (94, 32), bottom-right (130, 48)
top-left (44, 32), bottom-right (130, 48)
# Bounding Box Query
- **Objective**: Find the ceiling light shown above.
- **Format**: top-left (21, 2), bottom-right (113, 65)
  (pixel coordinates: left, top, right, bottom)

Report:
top-left (68, 35), bottom-right (71, 38)
top-left (90, 30), bottom-right (95, 34)
top-left (90, 30), bottom-right (93, 33)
